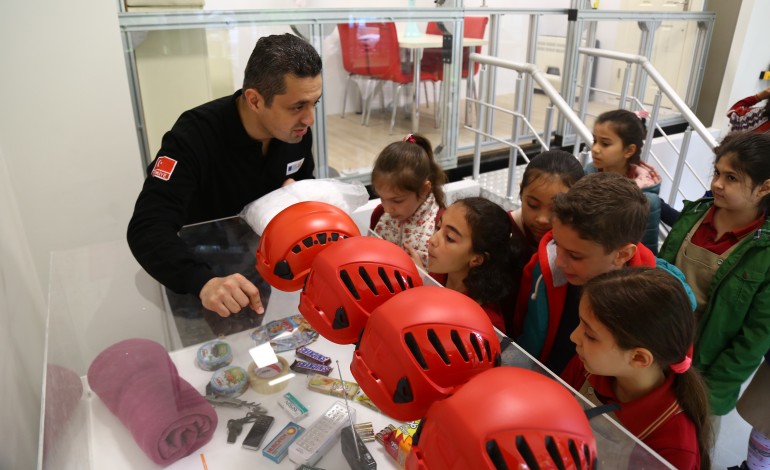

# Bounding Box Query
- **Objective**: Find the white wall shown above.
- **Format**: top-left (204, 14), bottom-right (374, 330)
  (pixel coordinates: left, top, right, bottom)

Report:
top-left (0, 146), bottom-right (46, 470)
top-left (0, 0), bottom-right (145, 293)
top-left (0, 0), bottom-right (148, 466)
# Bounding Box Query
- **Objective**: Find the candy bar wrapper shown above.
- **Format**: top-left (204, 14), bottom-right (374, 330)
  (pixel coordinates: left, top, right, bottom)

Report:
top-left (354, 388), bottom-right (380, 412)
top-left (250, 314), bottom-right (319, 352)
top-left (376, 421), bottom-right (421, 468)
top-left (306, 374), bottom-right (359, 400)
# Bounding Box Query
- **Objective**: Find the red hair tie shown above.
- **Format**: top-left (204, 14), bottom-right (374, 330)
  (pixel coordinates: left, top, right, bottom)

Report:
top-left (403, 134), bottom-right (417, 143)
top-left (670, 345), bottom-right (693, 374)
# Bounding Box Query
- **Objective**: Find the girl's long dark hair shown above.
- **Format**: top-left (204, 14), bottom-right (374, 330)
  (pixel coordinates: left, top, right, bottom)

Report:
top-left (456, 197), bottom-right (521, 305)
top-left (583, 267), bottom-right (713, 470)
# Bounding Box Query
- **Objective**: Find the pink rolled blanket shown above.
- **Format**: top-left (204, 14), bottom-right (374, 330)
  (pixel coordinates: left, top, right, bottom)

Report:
top-left (87, 338), bottom-right (217, 466)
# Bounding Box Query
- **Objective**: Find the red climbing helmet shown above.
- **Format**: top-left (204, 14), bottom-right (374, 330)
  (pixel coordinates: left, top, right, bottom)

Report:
top-left (256, 201), bottom-right (360, 292)
top-left (299, 236), bottom-right (423, 345)
top-left (406, 367), bottom-right (598, 470)
top-left (350, 285), bottom-right (501, 421)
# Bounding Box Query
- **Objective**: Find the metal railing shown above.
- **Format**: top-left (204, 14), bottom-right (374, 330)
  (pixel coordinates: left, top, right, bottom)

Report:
top-left (465, 53), bottom-right (593, 201)
top-left (577, 47), bottom-right (717, 206)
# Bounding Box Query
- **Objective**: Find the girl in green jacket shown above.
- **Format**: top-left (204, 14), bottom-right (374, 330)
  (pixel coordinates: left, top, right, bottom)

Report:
top-left (659, 132), bottom-right (770, 417)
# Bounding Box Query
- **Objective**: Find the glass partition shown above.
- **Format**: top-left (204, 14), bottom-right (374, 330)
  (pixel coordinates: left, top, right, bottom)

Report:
top-left (120, 8), bottom-right (471, 182)
top-left (41, 215), bottom-right (674, 469)
top-left (119, 6), bottom-right (713, 187)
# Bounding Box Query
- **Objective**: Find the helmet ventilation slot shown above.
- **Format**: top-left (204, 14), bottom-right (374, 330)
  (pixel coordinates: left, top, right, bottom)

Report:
top-left (404, 332), bottom-right (428, 369)
top-left (394, 270), bottom-right (407, 291)
top-left (515, 436), bottom-right (540, 470)
top-left (485, 440), bottom-right (509, 470)
top-left (378, 267), bottom-right (395, 293)
top-left (332, 306), bottom-right (349, 329)
top-left (393, 376), bottom-right (414, 403)
top-left (274, 260), bottom-right (293, 280)
top-left (470, 333), bottom-right (483, 360)
top-left (568, 440), bottom-right (582, 470)
top-left (545, 436), bottom-right (567, 470)
top-left (358, 267), bottom-right (379, 295)
top-left (339, 269), bottom-right (361, 300)
top-left (451, 330), bottom-right (469, 361)
top-left (427, 329), bottom-right (450, 365)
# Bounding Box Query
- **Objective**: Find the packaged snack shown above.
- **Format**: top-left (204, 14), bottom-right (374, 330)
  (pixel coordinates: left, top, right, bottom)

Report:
top-left (250, 314), bottom-right (319, 352)
top-left (209, 366), bottom-right (249, 398)
top-left (353, 388), bottom-right (380, 412)
top-left (195, 340), bottom-right (232, 371)
top-left (376, 421), bottom-right (421, 468)
top-left (295, 346), bottom-right (332, 365)
top-left (290, 360), bottom-right (333, 376)
top-left (306, 374), bottom-right (359, 400)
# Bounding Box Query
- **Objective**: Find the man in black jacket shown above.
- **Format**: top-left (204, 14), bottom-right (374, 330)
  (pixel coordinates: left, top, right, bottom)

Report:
top-left (128, 33), bottom-right (322, 318)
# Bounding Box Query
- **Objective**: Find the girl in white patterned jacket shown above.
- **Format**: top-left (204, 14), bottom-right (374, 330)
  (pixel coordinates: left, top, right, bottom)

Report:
top-left (369, 134), bottom-right (447, 269)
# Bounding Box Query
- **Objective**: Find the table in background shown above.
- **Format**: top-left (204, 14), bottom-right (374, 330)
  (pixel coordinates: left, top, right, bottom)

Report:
top-left (398, 34), bottom-right (487, 133)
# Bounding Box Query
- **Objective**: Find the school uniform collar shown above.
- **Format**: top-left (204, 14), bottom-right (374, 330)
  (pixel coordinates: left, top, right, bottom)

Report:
top-left (586, 372), bottom-right (682, 440)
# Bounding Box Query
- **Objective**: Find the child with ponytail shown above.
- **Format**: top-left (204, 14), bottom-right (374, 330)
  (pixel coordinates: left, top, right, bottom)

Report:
top-left (370, 134), bottom-right (448, 268)
top-left (562, 267), bottom-right (712, 470)
top-left (587, 109), bottom-right (663, 254)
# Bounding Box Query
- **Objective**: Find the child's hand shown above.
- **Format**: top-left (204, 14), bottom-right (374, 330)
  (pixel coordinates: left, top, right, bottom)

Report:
top-left (404, 245), bottom-right (425, 269)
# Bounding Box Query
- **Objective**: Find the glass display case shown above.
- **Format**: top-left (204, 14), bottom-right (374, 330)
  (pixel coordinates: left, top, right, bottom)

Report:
top-left (41, 215), bottom-right (674, 469)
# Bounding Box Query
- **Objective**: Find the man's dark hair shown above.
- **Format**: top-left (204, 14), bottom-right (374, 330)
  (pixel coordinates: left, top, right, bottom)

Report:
top-left (242, 33), bottom-right (322, 107)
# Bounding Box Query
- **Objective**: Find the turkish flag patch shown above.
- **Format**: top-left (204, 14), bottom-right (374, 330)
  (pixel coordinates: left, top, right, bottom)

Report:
top-left (151, 156), bottom-right (177, 181)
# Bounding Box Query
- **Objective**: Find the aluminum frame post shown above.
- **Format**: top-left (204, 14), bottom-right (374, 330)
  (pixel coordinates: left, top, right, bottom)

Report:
top-left (309, 23), bottom-right (328, 178)
top-left (669, 127), bottom-right (692, 205)
top-left (522, 14), bottom-right (540, 138)
top-left (507, 75), bottom-right (524, 199)
top-left (472, 65), bottom-right (489, 180)
top-left (685, 20), bottom-right (713, 110)
top-left (632, 20), bottom-right (660, 109)
top-left (483, 13), bottom-right (501, 140)
top-left (641, 91), bottom-right (662, 164)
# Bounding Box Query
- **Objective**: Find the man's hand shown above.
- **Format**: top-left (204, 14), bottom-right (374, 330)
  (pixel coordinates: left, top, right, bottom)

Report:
top-left (759, 86), bottom-right (770, 101)
top-left (200, 274), bottom-right (265, 317)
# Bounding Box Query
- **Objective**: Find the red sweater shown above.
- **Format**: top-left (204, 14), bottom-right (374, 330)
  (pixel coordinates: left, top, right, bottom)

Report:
top-left (562, 357), bottom-right (700, 470)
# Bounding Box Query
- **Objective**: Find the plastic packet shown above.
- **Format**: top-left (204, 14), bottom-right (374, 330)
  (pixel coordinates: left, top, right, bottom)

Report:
top-left (250, 314), bottom-right (319, 352)
top-left (240, 179), bottom-right (369, 236)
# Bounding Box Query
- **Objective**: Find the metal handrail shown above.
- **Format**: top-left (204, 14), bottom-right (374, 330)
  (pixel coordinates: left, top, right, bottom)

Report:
top-left (469, 53), bottom-right (594, 145)
top-left (464, 54), bottom-right (593, 202)
top-left (578, 47), bottom-right (718, 150)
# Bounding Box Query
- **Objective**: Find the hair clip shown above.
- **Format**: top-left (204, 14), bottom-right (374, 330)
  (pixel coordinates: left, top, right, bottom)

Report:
top-left (403, 134), bottom-right (417, 144)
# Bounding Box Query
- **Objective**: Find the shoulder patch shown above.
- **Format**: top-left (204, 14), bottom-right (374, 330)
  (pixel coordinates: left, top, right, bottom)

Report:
top-left (151, 156), bottom-right (177, 181)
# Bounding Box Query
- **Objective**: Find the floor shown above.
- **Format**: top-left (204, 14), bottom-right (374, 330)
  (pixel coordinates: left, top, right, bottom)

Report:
top-left (323, 90), bottom-right (682, 178)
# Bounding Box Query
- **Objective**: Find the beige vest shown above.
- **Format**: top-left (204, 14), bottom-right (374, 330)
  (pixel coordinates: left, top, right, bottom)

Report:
top-left (674, 212), bottom-right (741, 318)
